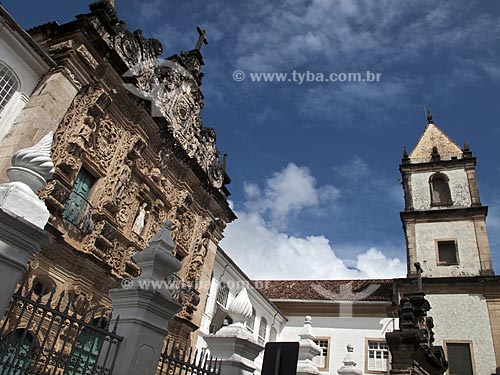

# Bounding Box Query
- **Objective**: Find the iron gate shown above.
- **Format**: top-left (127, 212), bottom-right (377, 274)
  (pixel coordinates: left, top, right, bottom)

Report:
top-left (0, 282), bottom-right (122, 374)
top-left (157, 338), bottom-right (221, 375)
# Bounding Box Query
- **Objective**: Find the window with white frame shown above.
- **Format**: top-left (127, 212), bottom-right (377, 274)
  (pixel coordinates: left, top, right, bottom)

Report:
top-left (258, 317), bottom-right (267, 345)
top-left (367, 340), bottom-right (389, 372)
top-left (216, 282), bottom-right (229, 308)
top-left (0, 61), bottom-right (20, 115)
top-left (245, 308), bottom-right (255, 333)
top-left (269, 327), bottom-right (277, 342)
top-left (313, 338), bottom-right (330, 370)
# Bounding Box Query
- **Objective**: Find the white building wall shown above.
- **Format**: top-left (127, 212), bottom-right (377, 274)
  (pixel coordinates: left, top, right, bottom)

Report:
top-left (196, 252), bottom-right (285, 374)
top-left (0, 18), bottom-right (49, 142)
top-left (279, 316), bottom-right (396, 375)
top-left (410, 169), bottom-right (471, 211)
top-left (415, 221), bottom-right (481, 277)
top-left (427, 294), bottom-right (497, 375)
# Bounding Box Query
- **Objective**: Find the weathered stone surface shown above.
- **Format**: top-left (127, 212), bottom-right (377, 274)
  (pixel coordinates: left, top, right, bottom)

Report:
top-left (409, 123), bottom-right (463, 163)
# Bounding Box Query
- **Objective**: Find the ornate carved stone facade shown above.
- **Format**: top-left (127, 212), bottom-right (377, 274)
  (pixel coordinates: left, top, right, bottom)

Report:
top-left (20, 0), bottom-right (235, 347)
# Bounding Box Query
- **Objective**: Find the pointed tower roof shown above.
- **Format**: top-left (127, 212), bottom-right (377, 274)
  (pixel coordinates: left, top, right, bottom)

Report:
top-left (409, 115), bottom-right (463, 163)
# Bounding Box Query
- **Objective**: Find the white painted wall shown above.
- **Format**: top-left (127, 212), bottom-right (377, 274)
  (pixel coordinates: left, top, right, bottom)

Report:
top-left (427, 294), bottom-right (497, 375)
top-left (196, 250), bottom-right (286, 374)
top-left (0, 17), bottom-right (49, 142)
top-left (279, 316), bottom-right (396, 375)
top-left (415, 221), bottom-right (481, 277)
top-left (410, 169), bottom-right (471, 211)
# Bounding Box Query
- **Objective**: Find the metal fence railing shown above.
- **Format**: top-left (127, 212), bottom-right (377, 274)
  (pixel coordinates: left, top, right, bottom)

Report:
top-left (157, 338), bottom-right (221, 375)
top-left (0, 282), bottom-right (122, 375)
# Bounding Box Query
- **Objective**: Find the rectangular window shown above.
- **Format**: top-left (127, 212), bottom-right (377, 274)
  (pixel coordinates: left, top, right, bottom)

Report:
top-left (447, 342), bottom-right (474, 375)
top-left (258, 318), bottom-right (267, 345)
top-left (313, 338), bottom-right (330, 370)
top-left (62, 168), bottom-right (95, 230)
top-left (437, 240), bottom-right (458, 265)
top-left (245, 310), bottom-right (255, 333)
top-left (216, 282), bottom-right (229, 308)
top-left (367, 341), bottom-right (389, 372)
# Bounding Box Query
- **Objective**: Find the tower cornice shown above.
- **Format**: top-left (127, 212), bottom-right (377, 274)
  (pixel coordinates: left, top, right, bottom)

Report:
top-left (400, 206), bottom-right (488, 222)
top-left (400, 157), bottom-right (477, 174)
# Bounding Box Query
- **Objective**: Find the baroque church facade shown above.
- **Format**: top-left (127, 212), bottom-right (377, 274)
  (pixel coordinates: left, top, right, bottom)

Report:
top-left (0, 1), bottom-right (499, 375)
top-left (0, 0), bottom-right (235, 348)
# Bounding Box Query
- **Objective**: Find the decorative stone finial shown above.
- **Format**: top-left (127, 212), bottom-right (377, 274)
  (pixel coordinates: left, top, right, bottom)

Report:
top-left (299, 316), bottom-right (315, 340)
top-left (297, 315), bottom-right (321, 375)
top-left (402, 146), bottom-right (410, 164)
top-left (7, 132), bottom-right (55, 192)
top-left (337, 344), bottom-right (362, 375)
top-left (132, 221), bottom-right (181, 298)
top-left (150, 220), bottom-right (175, 248)
top-left (463, 140), bottom-right (473, 158)
top-left (228, 288), bottom-right (253, 324)
top-left (427, 109), bottom-right (433, 124)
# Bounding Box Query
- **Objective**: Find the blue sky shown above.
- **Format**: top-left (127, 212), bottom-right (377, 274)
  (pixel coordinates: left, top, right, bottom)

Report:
top-left (4, 0), bottom-right (500, 279)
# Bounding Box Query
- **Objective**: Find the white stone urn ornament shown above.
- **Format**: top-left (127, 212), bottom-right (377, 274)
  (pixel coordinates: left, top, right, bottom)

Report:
top-left (7, 132), bottom-right (55, 192)
top-left (228, 287), bottom-right (253, 324)
top-left (0, 133), bottom-right (54, 228)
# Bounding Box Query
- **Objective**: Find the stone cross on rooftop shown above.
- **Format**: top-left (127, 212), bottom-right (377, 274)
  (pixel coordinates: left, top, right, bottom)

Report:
top-left (195, 26), bottom-right (208, 50)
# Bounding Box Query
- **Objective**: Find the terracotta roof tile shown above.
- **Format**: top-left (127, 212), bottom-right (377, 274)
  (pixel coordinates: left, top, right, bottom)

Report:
top-left (254, 279), bottom-right (393, 302)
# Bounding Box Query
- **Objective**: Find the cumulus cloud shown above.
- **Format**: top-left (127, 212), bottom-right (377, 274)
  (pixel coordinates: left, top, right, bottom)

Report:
top-left (221, 163), bottom-right (405, 280)
top-left (243, 163), bottom-right (341, 226)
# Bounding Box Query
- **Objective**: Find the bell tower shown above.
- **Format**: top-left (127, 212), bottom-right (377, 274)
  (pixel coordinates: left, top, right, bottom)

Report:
top-left (400, 111), bottom-right (494, 277)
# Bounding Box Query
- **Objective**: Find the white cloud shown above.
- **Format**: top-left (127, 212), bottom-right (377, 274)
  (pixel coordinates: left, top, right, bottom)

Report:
top-left (221, 210), bottom-right (405, 280)
top-left (233, 0), bottom-right (500, 73)
top-left (244, 163), bottom-right (341, 226)
top-left (333, 156), bottom-right (370, 181)
top-left (221, 163), bottom-right (405, 280)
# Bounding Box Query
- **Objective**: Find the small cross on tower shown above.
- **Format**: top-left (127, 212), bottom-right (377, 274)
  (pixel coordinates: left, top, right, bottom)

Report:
top-left (195, 26), bottom-right (208, 51)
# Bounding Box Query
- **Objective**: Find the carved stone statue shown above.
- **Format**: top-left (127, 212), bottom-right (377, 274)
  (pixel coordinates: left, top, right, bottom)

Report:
top-left (70, 115), bottom-right (97, 151)
top-left (132, 202), bottom-right (148, 236)
top-left (114, 160), bottom-right (133, 201)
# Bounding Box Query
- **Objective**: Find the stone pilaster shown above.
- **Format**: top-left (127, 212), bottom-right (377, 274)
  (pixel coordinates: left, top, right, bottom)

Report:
top-left (403, 219), bottom-right (417, 277)
top-left (472, 216), bottom-right (494, 275)
top-left (465, 165), bottom-right (481, 207)
top-left (487, 298), bottom-right (500, 372)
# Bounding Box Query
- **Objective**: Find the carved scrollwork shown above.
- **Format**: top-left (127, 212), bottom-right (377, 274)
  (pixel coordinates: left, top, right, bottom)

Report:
top-left (90, 10), bottom-right (228, 190)
top-left (51, 85), bottom-right (107, 177)
top-left (116, 182), bottom-right (140, 227)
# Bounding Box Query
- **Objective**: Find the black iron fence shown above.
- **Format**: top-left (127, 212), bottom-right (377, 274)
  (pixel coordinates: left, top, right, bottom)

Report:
top-left (0, 282), bottom-right (122, 375)
top-left (157, 339), bottom-right (221, 375)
